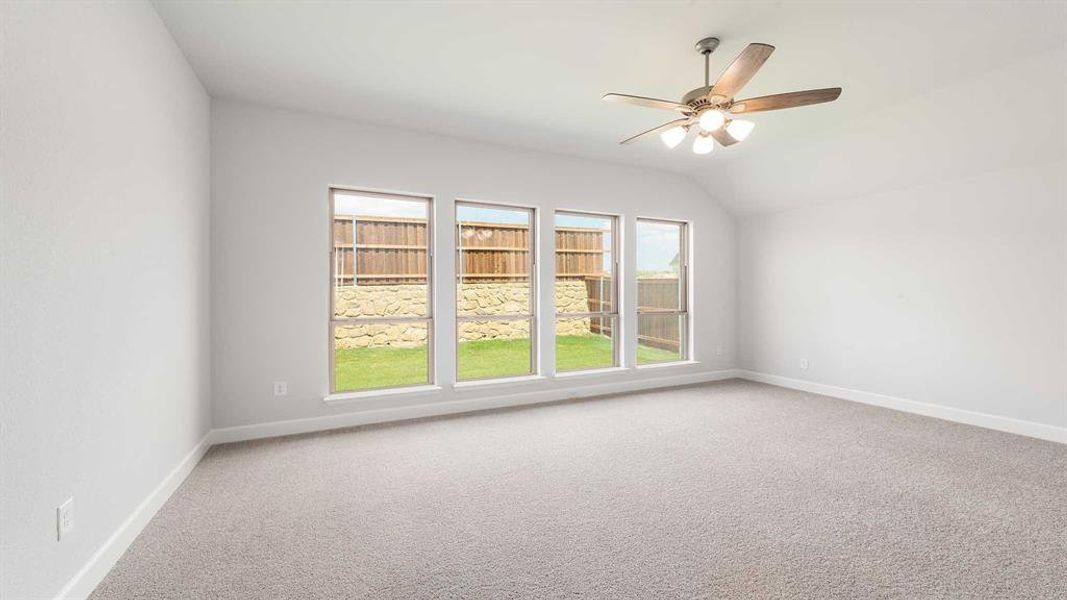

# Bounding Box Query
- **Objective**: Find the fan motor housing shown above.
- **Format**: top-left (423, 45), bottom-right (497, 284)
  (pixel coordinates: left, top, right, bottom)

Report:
top-left (682, 87), bottom-right (730, 111)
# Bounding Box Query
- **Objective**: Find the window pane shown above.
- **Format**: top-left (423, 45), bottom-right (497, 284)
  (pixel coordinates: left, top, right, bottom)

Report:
top-left (556, 316), bottom-right (616, 372)
top-left (457, 319), bottom-right (532, 380)
top-left (333, 192), bottom-right (429, 318)
top-left (637, 313), bottom-right (685, 364)
top-left (555, 213), bottom-right (614, 314)
top-left (636, 220), bottom-right (684, 312)
top-left (457, 204), bottom-right (532, 317)
top-left (333, 322), bottom-right (429, 392)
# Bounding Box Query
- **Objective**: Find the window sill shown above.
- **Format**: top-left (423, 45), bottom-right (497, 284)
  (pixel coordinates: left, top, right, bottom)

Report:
top-left (324, 384), bottom-right (442, 405)
top-left (452, 374), bottom-right (546, 389)
top-left (635, 359), bottom-right (700, 370)
top-left (554, 366), bottom-right (629, 379)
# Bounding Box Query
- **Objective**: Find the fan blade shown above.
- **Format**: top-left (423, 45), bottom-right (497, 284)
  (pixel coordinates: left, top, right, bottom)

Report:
top-left (603, 93), bottom-right (690, 113)
top-left (709, 128), bottom-right (740, 147)
top-left (707, 43), bottom-right (775, 102)
top-left (730, 88), bottom-right (842, 114)
top-left (619, 118), bottom-right (691, 145)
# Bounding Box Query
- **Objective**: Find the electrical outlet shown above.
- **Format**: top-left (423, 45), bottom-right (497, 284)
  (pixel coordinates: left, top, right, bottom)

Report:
top-left (273, 381), bottom-right (288, 396)
top-left (799, 358), bottom-right (810, 370)
top-left (57, 498), bottom-right (73, 540)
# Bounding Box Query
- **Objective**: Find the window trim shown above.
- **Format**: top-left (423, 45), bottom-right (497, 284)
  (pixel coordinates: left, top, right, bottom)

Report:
top-left (328, 186), bottom-right (435, 394)
top-left (554, 209), bottom-right (620, 372)
top-left (635, 216), bottom-right (690, 365)
top-left (454, 199), bottom-right (539, 382)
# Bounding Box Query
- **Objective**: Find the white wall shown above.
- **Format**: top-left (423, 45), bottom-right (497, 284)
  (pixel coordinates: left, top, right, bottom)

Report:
top-left (737, 158), bottom-right (1067, 431)
top-left (731, 36), bottom-right (1067, 435)
top-left (211, 100), bottom-right (735, 428)
top-left (0, 3), bottom-right (211, 598)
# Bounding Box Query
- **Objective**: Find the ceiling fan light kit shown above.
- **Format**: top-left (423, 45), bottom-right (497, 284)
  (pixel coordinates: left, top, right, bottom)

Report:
top-left (603, 37), bottom-right (842, 156)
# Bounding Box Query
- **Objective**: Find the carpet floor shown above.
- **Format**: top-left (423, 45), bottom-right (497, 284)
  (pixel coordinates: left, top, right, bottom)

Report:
top-left (91, 380), bottom-right (1067, 599)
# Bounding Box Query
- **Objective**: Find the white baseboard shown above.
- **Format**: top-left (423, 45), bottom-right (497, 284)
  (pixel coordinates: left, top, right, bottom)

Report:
top-left (211, 368), bottom-right (742, 444)
top-left (54, 434), bottom-right (213, 600)
top-left (736, 370), bottom-right (1067, 445)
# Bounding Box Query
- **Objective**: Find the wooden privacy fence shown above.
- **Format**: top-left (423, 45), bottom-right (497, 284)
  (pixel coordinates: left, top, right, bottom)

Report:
top-left (456, 221), bottom-right (532, 282)
top-left (333, 215), bottom-right (680, 350)
top-left (586, 276), bottom-right (681, 351)
top-left (637, 278), bottom-right (683, 351)
top-left (333, 216), bottom-right (608, 285)
top-left (553, 225), bottom-right (610, 281)
top-left (333, 216), bottom-right (429, 286)
top-left (637, 277), bottom-right (682, 313)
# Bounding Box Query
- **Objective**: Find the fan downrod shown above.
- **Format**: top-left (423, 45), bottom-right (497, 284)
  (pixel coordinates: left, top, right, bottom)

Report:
top-left (691, 37), bottom-right (723, 106)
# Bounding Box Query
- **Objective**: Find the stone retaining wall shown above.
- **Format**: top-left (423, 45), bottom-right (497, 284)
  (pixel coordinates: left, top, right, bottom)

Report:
top-left (334, 281), bottom-right (591, 349)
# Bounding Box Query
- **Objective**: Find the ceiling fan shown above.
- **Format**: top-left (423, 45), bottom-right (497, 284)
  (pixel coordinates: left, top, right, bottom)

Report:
top-left (603, 37), bottom-right (842, 154)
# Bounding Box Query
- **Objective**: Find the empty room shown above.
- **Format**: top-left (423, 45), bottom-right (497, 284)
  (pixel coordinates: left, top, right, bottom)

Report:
top-left (2, 1), bottom-right (1065, 598)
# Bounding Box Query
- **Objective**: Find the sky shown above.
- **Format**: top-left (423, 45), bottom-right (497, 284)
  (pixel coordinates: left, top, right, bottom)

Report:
top-left (336, 192), bottom-right (679, 272)
top-left (635, 220), bottom-right (681, 272)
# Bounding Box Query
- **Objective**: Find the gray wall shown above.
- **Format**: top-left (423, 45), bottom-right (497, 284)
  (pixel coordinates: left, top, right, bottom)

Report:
top-left (210, 99), bottom-right (736, 428)
top-left (0, 3), bottom-right (211, 597)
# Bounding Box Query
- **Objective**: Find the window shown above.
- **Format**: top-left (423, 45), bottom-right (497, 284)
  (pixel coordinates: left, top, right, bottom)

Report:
top-left (330, 189), bottom-right (433, 393)
top-left (636, 218), bottom-right (688, 364)
top-left (456, 201), bottom-right (536, 381)
top-left (555, 211), bottom-right (618, 372)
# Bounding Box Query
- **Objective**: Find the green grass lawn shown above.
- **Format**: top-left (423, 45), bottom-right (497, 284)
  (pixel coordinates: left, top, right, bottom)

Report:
top-left (334, 335), bottom-right (680, 391)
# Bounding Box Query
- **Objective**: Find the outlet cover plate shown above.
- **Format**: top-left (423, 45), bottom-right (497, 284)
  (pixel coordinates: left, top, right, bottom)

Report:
top-left (57, 498), bottom-right (73, 540)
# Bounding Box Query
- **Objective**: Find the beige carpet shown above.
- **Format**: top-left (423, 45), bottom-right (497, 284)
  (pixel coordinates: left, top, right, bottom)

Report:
top-left (92, 380), bottom-right (1067, 599)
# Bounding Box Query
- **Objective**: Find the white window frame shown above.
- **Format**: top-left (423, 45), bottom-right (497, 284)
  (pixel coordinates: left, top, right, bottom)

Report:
top-left (635, 217), bottom-right (689, 365)
top-left (554, 210), bottom-right (620, 372)
top-left (455, 199), bottom-right (538, 382)
top-left (328, 187), bottom-right (435, 394)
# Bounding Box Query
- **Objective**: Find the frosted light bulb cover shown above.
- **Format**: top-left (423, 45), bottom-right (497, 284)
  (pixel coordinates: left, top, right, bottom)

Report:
top-left (692, 134), bottom-right (715, 155)
top-left (725, 119), bottom-right (755, 142)
top-left (699, 110), bottom-right (726, 131)
top-left (660, 126), bottom-right (687, 149)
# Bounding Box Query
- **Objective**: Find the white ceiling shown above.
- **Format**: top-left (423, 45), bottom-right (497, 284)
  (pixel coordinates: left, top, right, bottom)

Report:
top-left (153, 1), bottom-right (1066, 215)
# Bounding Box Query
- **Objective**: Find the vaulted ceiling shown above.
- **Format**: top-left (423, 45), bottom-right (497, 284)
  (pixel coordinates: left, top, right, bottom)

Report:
top-left (154, 1), bottom-right (1065, 215)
